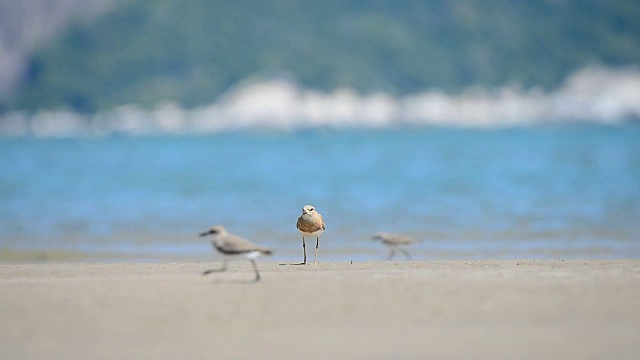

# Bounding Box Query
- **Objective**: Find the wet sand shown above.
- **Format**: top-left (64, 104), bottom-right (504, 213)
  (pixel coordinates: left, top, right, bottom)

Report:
top-left (1, 260), bottom-right (639, 359)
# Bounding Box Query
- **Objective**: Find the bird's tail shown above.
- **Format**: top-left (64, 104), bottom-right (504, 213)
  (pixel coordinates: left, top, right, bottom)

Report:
top-left (260, 248), bottom-right (273, 256)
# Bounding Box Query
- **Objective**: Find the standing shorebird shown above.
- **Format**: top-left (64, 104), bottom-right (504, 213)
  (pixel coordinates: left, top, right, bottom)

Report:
top-left (296, 204), bottom-right (325, 265)
top-left (200, 225), bottom-right (272, 281)
top-left (372, 232), bottom-right (418, 260)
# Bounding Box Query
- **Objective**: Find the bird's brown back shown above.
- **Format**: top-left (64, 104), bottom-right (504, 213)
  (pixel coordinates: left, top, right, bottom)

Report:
top-left (213, 234), bottom-right (271, 255)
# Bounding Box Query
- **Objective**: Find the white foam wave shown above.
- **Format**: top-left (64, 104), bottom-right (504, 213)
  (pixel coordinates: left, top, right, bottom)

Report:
top-left (2, 66), bottom-right (639, 137)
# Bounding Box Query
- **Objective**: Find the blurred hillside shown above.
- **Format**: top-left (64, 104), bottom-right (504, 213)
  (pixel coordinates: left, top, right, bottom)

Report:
top-left (3, 0), bottom-right (640, 113)
top-left (0, 0), bottom-right (116, 101)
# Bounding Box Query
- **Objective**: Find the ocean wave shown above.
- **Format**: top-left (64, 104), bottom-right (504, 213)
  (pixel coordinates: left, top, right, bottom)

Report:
top-left (2, 66), bottom-right (640, 137)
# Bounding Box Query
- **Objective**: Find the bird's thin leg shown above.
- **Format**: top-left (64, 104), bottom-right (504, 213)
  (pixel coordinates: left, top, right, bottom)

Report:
top-left (400, 248), bottom-right (412, 260)
top-left (250, 259), bottom-right (260, 281)
top-left (314, 237), bottom-right (319, 265)
top-left (302, 237), bottom-right (307, 264)
top-left (203, 258), bottom-right (227, 275)
top-left (388, 248), bottom-right (396, 260)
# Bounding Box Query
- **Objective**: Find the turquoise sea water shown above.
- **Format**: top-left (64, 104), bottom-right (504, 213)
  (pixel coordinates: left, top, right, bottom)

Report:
top-left (1, 125), bottom-right (639, 261)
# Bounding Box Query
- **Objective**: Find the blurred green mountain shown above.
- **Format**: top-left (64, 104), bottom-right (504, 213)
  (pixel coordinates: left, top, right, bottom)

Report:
top-left (7, 0), bottom-right (640, 112)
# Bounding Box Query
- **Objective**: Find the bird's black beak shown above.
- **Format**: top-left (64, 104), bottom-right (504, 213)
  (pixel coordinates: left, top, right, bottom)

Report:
top-left (199, 231), bottom-right (211, 237)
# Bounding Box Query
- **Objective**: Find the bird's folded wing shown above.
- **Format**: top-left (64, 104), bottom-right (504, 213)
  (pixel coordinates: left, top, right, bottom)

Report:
top-left (216, 235), bottom-right (264, 254)
top-left (392, 235), bottom-right (416, 245)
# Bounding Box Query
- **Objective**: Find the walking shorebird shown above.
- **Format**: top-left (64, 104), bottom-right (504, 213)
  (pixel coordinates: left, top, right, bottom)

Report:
top-left (372, 232), bottom-right (418, 260)
top-left (200, 225), bottom-right (272, 281)
top-left (296, 204), bottom-right (325, 265)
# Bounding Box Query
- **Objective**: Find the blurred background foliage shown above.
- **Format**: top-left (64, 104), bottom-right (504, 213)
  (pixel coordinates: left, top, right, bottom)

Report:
top-left (5, 0), bottom-right (640, 113)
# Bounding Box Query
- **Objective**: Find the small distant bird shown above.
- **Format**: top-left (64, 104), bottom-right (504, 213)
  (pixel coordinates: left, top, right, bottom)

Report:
top-left (200, 225), bottom-right (272, 281)
top-left (296, 204), bottom-right (325, 265)
top-left (372, 232), bottom-right (418, 260)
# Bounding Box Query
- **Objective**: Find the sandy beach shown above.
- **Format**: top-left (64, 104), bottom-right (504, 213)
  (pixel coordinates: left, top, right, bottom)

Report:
top-left (1, 260), bottom-right (639, 359)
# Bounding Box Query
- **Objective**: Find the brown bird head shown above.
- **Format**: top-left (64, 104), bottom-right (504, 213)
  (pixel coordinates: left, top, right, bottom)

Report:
top-left (301, 204), bottom-right (316, 215)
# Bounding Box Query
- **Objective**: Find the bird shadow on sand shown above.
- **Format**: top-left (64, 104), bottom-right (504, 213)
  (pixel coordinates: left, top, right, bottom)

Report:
top-left (205, 278), bottom-right (260, 284)
top-left (278, 262), bottom-right (309, 266)
top-left (202, 276), bottom-right (260, 285)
